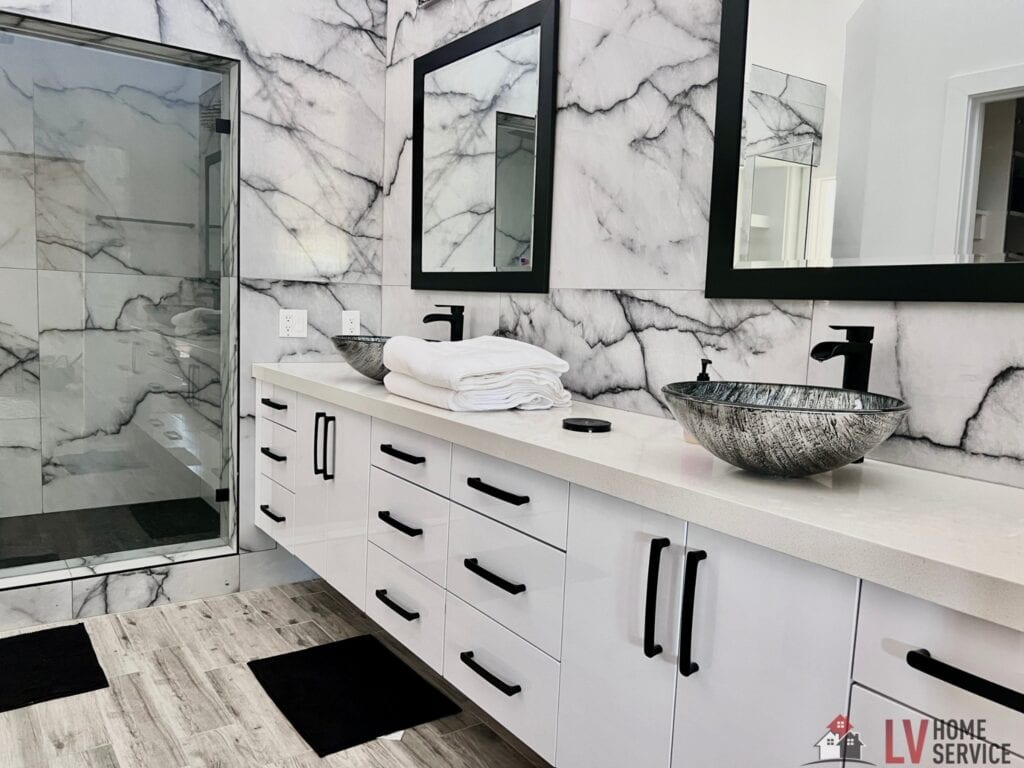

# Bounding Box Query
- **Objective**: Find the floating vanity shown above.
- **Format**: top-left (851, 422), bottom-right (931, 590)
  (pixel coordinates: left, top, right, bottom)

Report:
top-left (253, 361), bottom-right (1024, 767)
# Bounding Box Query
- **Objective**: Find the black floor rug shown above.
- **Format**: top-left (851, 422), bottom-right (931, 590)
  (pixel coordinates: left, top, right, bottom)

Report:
top-left (0, 624), bottom-right (109, 713)
top-left (248, 634), bottom-right (461, 757)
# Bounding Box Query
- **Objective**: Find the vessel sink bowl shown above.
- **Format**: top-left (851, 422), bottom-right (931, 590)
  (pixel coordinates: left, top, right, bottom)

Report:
top-left (331, 335), bottom-right (390, 381)
top-left (662, 381), bottom-right (909, 477)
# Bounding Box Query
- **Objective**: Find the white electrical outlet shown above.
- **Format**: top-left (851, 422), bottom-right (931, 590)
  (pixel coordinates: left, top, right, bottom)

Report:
top-left (279, 309), bottom-right (308, 338)
top-left (341, 310), bottom-right (361, 336)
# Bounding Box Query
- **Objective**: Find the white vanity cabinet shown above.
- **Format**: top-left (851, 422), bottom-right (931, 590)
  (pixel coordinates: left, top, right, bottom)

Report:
top-left (557, 486), bottom-right (857, 768)
top-left (255, 383), bottom-right (371, 608)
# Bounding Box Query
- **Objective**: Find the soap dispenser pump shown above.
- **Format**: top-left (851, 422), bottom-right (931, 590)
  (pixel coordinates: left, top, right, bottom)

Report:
top-left (684, 358), bottom-right (712, 445)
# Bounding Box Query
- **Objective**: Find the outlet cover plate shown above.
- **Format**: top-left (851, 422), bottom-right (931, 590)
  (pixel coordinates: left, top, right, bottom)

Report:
top-left (341, 310), bottom-right (361, 336)
top-left (279, 309), bottom-right (308, 338)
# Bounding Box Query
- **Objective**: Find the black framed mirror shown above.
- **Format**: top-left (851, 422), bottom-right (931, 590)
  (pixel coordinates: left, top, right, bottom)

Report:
top-left (411, 0), bottom-right (558, 293)
top-left (707, 0), bottom-right (1024, 302)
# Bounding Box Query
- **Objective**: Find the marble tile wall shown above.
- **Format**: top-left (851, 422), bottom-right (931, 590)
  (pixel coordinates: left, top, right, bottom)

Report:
top-left (380, 0), bottom-right (1024, 491)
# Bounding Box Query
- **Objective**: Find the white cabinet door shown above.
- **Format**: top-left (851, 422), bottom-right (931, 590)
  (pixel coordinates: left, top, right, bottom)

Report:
top-left (292, 394), bottom-right (371, 608)
top-left (671, 524), bottom-right (857, 768)
top-left (557, 486), bottom-right (688, 768)
top-left (849, 685), bottom-right (1024, 768)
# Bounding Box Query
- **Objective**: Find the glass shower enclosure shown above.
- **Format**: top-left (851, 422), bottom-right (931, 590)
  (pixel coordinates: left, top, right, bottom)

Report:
top-left (0, 18), bottom-right (238, 585)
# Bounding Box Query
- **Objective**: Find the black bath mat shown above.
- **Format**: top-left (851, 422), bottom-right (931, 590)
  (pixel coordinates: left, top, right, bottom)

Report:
top-left (129, 497), bottom-right (220, 541)
top-left (248, 634), bottom-right (461, 757)
top-left (0, 623), bottom-right (109, 713)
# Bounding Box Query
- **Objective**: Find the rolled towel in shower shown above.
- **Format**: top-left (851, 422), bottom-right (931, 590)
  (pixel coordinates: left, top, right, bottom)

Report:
top-left (382, 335), bottom-right (569, 391)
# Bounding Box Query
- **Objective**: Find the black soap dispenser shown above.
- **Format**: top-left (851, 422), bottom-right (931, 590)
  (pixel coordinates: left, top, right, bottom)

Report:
top-left (684, 358), bottom-right (713, 445)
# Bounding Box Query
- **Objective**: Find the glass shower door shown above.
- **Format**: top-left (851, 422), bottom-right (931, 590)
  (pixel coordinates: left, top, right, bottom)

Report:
top-left (0, 24), bottom-right (237, 583)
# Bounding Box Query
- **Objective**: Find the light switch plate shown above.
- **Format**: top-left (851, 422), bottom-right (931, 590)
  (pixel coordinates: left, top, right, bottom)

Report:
top-left (278, 309), bottom-right (307, 338)
top-left (341, 310), bottom-right (360, 336)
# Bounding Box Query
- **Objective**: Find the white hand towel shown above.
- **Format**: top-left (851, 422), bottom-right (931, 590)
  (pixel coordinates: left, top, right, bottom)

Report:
top-left (383, 335), bottom-right (569, 391)
top-left (384, 371), bottom-right (571, 412)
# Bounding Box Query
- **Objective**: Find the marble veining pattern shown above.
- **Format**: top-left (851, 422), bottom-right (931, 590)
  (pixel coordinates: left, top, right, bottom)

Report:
top-left (743, 65), bottom-right (826, 166)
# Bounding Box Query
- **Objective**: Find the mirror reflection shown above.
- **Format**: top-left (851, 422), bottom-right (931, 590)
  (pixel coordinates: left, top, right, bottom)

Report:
top-left (421, 26), bottom-right (540, 273)
top-left (736, 0), bottom-right (1024, 270)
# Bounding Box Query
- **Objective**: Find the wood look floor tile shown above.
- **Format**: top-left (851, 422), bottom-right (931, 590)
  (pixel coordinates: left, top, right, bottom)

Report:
top-left (275, 579), bottom-right (329, 598)
top-left (49, 744), bottom-right (121, 768)
top-left (0, 706), bottom-right (47, 767)
top-left (34, 689), bottom-right (112, 761)
top-left (115, 609), bottom-right (179, 654)
top-left (84, 616), bottom-right (142, 679)
top-left (102, 673), bottom-right (189, 768)
top-left (144, 646), bottom-right (232, 737)
top-left (244, 587), bottom-right (317, 628)
top-left (183, 723), bottom-right (262, 768)
top-left (275, 619), bottom-right (334, 651)
top-left (289, 591), bottom-right (373, 640)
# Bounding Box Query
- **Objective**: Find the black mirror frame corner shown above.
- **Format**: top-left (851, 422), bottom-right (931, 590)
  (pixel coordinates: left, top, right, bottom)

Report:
top-left (705, 0), bottom-right (1024, 303)
top-left (411, 0), bottom-right (559, 294)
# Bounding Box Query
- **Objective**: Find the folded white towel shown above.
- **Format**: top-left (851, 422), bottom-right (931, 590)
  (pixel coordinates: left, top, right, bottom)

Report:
top-left (383, 335), bottom-right (569, 391)
top-left (384, 371), bottom-right (571, 412)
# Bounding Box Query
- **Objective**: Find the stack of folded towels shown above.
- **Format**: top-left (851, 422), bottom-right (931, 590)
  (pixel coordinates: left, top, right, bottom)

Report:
top-left (382, 335), bottom-right (572, 412)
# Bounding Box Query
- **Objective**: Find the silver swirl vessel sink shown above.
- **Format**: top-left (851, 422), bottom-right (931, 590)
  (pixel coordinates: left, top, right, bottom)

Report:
top-left (662, 381), bottom-right (909, 477)
top-left (331, 335), bottom-right (390, 381)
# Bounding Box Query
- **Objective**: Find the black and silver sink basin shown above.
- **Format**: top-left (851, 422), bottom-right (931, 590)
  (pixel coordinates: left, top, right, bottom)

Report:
top-left (662, 381), bottom-right (909, 477)
top-left (331, 335), bottom-right (390, 381)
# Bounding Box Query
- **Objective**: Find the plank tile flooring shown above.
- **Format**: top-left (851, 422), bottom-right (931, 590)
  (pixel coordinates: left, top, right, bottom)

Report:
top-left (0, 580), bottom-right (548, 768)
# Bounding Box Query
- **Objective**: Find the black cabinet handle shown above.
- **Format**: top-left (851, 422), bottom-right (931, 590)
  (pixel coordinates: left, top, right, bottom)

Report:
top-left (907, 649), bottom-right (1024, 714)
top-left (380, 443), bottom-right (426, 465)
top-left (467, 477), bottom-right (530, 506)
top-left (459, 651), bottom-right (522, 696)
top-left (378, 510), bottom-right (423, 537)
top-left (313, 412), bottom-right (325, 477)
top-left (463, 558), bottom-right (526, 595)
top-left (374, 589), bottom-right (419, 622)
top-left (259, 504), bottom-right (285, 523)
top-left (322, 415), bottom-right (336, 480)
top-left (678, 549), bottom-right (707, 677)
top-left (260, 397), bottom-right (287, 411)
top-left (260, 446), bottom-right (286, 463)
top-left (643, 537), bottom-right (671, 658)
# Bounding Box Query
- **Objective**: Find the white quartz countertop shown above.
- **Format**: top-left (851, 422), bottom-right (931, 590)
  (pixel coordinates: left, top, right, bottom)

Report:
top-left (253, 362), bottom-right (1024, 632)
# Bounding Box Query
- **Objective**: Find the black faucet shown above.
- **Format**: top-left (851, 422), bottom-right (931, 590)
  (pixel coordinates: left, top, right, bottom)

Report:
top-left (810, 325), bottom-right (874, 392)
top-left (423, 304), bottom-right (464, 341)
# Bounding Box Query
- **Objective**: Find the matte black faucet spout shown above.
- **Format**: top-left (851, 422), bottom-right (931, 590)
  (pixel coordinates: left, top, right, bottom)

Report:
top-left (423, 304), bottom-right (465, 342)
top-left (810, 325), bottom-right (874, 392)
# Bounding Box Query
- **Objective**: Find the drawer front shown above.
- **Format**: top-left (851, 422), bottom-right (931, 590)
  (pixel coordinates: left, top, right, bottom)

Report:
top-left (257, 418), bottom-right (296, 491)
top-left (255, 473), bottom-right (293, 545)
top-left (365, 544), bottom-right (445, 673)
top-left (446, 504), bottom-right (565, 659)
top-left (443, 594), bottom-right (559, 764)
top-left (450, 446), bottom-right (568, 549)
top-left (371, 420), bottom-right (451, 496)
top-left (257, 380), bottom-right (297, 430)
top-left (855, 581), bottom-right (1024, 747)
top-left (367, 467), bottom-right (449, 586)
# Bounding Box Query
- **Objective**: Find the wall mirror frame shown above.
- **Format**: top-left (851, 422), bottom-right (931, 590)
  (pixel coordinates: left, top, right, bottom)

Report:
top-left (706, 0), bottom-right (1024, 303)
top-left (411, 0), bottom-right (558, 294)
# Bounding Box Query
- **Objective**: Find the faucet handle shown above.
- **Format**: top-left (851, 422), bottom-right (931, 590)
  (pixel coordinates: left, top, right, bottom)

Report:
top-left (435, 304), bottom-right (464, 315)
top-left (829, 324), bottom-right (874, 342)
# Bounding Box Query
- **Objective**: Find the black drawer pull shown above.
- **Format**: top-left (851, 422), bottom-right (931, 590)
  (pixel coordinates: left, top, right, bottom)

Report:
top-left (260, 446), bottom-right (286, 463)
top-left (907, 649), bottom-right (1024, 714)
top-left (460, 651), bottom-right (522, 696)
top-left (378, 510), bottom-right (423, 537)
top-left (463, 558), bottom-right (526, 595)
top-left (679, 549), bottom-right (707, 677)
top-left (260, 397), bottom-right (287, 411)
top-left (374, 589), bottom-right (419, 622)
top-left (380, 443), bottom-right (426, 465)
top-left (643, 537), bottom-right (670, 658)
top-left (467, 477), bottom-right (530, 506)
top-left (259, 504), bottom-right (285, 523)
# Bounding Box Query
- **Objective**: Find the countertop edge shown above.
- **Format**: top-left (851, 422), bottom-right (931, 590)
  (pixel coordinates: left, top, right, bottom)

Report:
top-left (253, 364), bottom-right (1024, 632)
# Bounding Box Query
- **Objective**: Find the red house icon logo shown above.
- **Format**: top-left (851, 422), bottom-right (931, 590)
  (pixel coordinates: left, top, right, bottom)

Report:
top-left (808, 715), bottom-right (872, 765)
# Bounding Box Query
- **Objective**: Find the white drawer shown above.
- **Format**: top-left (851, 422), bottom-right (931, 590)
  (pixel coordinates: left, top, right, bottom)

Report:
top-left (855, 581), bottom-right (1024, 748)
top-left (446, 504), bottom-right (565, 659)
top-left (365, 544), bottom-right (445, 673)
top-left (443, 594), bottom-right (559, 764)
top-left (257, 417), bottom-right (296, 491)
top-left (367, 467), bottom-right (449, 586)
top-left (257, 380), bottom-right (297, 430)
top-left (450, 445), bottom-right (568, 549)
top-left (371, 420), bottom-right (451, 496)
top-left (255, 473), bottom-right (292, 545)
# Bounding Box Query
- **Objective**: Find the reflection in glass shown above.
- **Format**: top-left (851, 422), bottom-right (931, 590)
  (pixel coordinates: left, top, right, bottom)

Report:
top-left (972, 97), bottom-right (1024, 263)
top-left (494, 112), bottom-right (536, 272)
